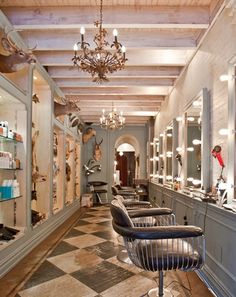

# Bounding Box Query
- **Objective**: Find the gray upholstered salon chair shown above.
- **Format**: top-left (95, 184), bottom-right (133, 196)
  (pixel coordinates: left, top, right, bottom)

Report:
top-left (110, 199), bottom-right (205, 297)
top-left (114, 194), bottom-right (151, 209)
top-left (111, 185), bottom-right (139, 200)
top-left (112, 197), bottom-right (176, 265)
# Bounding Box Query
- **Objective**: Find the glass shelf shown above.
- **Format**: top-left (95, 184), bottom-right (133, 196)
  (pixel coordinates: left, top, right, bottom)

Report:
top-left (0, 168), bottom-right (22, 171)
top-left (0, 135), bottom-right (23, 143)
top-left (0, 195), bottom-right (22, 203)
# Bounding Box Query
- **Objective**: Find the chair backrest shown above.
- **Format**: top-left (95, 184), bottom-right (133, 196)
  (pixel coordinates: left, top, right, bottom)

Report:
top-left (114, 195), bottom-right (125, 202)
top-left (111, 186), bottom-right (119, 195)
top-left (110, 199), bottom-right (134, 227)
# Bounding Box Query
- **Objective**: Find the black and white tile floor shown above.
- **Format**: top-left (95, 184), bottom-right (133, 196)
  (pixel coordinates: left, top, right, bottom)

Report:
top-left (16, 206), bottom-right (213, 297)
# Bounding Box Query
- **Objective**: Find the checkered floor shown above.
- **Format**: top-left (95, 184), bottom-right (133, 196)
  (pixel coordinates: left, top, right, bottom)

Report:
top-left (16, 206), bottom-right (213, 297)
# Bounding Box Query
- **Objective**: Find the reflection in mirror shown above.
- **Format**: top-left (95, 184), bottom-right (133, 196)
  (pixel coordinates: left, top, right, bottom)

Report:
top-left (153, 138), bottom-right (159, 179)
top-left (165, 125), bottom-right (173, 182)
top-left (185, 97), bottom-right (202, 187)
top-left (159, 134), bottom-right (164, 184)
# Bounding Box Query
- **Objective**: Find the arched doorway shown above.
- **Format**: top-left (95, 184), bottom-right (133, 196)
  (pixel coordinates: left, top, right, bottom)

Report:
top-left (114, 135), bottom-right (140, 187)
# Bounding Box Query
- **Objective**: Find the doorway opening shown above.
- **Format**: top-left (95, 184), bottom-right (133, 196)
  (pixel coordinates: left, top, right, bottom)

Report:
top-left (114, 135), bottom-right (140, 187)
top-left (116, 143), bottom-right (135, 187)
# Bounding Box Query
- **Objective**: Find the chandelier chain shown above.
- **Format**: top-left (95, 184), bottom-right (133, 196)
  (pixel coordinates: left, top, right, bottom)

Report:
top-left (72, 0), bottom-right (127, 83)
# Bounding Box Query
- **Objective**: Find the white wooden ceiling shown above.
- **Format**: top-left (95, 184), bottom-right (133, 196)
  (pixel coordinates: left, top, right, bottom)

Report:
top-left (0, 0), bottom-right (224, 125)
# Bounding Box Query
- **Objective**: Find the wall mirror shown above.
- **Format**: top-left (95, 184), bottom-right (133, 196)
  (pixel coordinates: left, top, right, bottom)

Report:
top-left (165, 124), bottom-right (173, 183)
top-left (153, 137), bottom-right (159, 180)
top-left (184, 88), bottom-right (210, 192)
top-left (158, 133), bottom-right (164, 184)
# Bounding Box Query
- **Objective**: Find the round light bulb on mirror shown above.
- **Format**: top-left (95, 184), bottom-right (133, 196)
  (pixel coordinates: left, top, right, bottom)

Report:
top-left (192, 179), bottom-right (201, 186)
top-left (218, 128), bottom-right (228, 135)
top-left (155, 156), bottom-right (159, 161)
top-left (192, 100), bottom-right (201, 107)
top-left (159, 154), bottom-right (164, 158)
top-left (192, 139), bottom-right (201, 145)
top-left (150, 158), bottom-right (154, 161)
top-left (176, 177), bottom-right (182, 182)
top-left (166, 175), bottom-right (173, 181)
top-left (176, 147), bottom-right (182, 152)
top-left (159, 175), bottom-right (163, 179)
top-left (167, 133), bottom-right (172, 137)
top-left (187, 177), bottom-right (194, 182)
top-left (166, 126), bottom-right (172, 130)
top-left (187, 147), bottom-right (194, 152)
top-left (219, 74), bottom-right (229, 82)
top-left (187, 116), bottom-right (195, 122)
top-left (176, 116), bottom-right (182, 122)
top-left (160, 133), bottom-right (164, 137)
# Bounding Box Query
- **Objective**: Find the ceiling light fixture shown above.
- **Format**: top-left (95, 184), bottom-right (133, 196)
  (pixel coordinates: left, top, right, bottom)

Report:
top-left (72, 0), bottom-right (127, 83)
top-left (100, 104), bottom-right (125, 130)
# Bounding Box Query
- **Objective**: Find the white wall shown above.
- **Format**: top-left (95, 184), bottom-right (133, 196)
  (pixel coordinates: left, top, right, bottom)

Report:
top-left (154, 8), bottom-right (236, 185)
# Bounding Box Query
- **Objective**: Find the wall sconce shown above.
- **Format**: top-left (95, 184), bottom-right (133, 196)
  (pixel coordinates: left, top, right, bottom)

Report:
top-left (160, 133), bottom-right (164, 137)
top-left (159, 175), bottom-right (164, 179)
top-left (159, 154), bottom-right (164, 158)
top-left (176, 177), bottom-right (182, 182)
top-left (119, 151), bottom-right (124, 156)
top-left (150, 142), bottom-right (154, 146)
top-left (155, 156), bottom-right (159, 161)
top-left (167, 133), bottom-right (172, 137)
top-left (187, 147), bottom-right (194, 152)
top-left (150, 158), bottom-right (154, 161)
top-left (192, 100), bottom-right (201, 107)
top-left (219, 74), bottom-right (236, 82)
top-left (166, 126), bottom-right (173, 130)
top-left (176, 147), bottom-right (183, 152)
top-left (166, 175), bottom-right (173, 181)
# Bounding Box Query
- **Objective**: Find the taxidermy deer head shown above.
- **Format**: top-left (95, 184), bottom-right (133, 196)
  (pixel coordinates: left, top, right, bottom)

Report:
top-left (0, 29), bottom-right (36, 73)
top-left (82, 127), bottom-right (96, 144)
top-left (93, 137), bottom-right (103, 161)
top-left (54, 99), bottom-right (80, 117)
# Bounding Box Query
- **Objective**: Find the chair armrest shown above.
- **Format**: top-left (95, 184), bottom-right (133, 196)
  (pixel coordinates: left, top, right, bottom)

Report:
top-left (113, 223), bottom-right (204, 240)
top-left (128, 208), bottom-right (172, 218)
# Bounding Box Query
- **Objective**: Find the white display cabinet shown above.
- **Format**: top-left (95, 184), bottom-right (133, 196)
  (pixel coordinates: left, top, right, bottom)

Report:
top-left (31, 70), bottom-right (52, 226)
top-left (0, 85), bottom-right (27, 248)
top-left (53, 125), bottom-right (64, 213)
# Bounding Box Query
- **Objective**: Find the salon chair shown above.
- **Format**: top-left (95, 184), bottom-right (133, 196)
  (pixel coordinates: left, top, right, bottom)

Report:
top-left (111, 185), bottom-right (139, 201)
top-left (88, 181), bottom-right (108, 204)
top-left (110, 199), bottom-right (205, 297)
top-left (112, 197), bottom-right (176, 265)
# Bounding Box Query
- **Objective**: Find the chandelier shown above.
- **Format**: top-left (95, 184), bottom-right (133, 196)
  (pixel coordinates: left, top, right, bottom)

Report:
top-left (72, 0), bottom-right (127, 84)
top-left (100, 105), bottom-right (125, 130)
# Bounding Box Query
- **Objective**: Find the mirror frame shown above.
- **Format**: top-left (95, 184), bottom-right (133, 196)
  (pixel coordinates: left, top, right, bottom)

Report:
top-left (183, 88), bottom-right (210, 192)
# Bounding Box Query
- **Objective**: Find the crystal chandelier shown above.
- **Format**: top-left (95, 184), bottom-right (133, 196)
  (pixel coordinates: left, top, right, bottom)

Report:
top-left (72, 0), bottom-right (127, 84)
top-left (100, 105), bottom-right (125, 130)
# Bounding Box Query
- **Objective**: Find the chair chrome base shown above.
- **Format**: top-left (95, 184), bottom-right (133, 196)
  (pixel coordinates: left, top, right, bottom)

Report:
top-left (147, 288), bottom-right (175, 297)
top-left (117, 248), bottom-right (133, 265)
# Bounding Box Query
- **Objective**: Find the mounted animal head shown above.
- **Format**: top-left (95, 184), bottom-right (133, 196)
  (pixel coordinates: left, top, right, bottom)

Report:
top-left (68, 113), bottom-right (85, 134)
top-left (0, 29), bottom-right (36, 73)
top-left (32, 93), bottom-right (40, 103)
top-left (93, 137), bottom-right (103, 161)
top-left (82, 127), bottom-right (96, 144)
top-left (54, 100), bottom-right (80, 118)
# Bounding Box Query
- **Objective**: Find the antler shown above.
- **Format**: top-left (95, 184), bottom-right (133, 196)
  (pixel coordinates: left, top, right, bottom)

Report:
top-left (6, 29), bottom-right (18, 50)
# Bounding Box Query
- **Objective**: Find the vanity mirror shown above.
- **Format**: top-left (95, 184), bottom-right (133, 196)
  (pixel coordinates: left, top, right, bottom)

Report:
top-left (158, 133), bottom-right (164, 184)
top-left (184, 88), bottom-right (210, 192)
top-left (165, 124), bottom-right (173, 182)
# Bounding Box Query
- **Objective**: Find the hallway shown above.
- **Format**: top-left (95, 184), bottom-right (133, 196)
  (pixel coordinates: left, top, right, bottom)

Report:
top-left (1, 206), bottom-right (213, 297)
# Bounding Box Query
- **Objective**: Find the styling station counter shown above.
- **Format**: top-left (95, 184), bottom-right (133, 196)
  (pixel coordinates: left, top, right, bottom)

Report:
top-left (149, 181), bottom-right (236, 297)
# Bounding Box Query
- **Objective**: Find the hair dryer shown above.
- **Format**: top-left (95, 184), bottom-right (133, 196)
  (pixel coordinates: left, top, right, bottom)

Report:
top-left (211, 145), bottom-right (225, 168)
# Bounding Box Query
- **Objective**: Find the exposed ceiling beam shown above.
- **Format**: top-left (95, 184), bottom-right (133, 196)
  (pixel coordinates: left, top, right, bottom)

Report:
top-left (35, 50), bottom-right (191, 66)
top-left (2, 6), bottom-right (210, 26)
top-left (20, 29), bottom-right (198, 50)
top-left (54, 77), bottom-right (174, 87)
top-left (48, 66), bottom-right (182, 78)
top-left (61, 86), bottom-right (170, 95)
top-left (65, 94), bottom-right (165, 102)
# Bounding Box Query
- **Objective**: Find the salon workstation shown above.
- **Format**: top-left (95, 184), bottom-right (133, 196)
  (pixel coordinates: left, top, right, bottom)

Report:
top-left (0, 1), bottom-right (236, 297)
